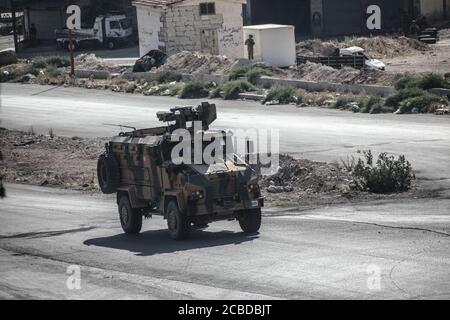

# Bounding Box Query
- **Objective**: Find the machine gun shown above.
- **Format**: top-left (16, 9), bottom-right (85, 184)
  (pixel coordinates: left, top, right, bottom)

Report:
top-left (157, 102), bottom-right (217, 132)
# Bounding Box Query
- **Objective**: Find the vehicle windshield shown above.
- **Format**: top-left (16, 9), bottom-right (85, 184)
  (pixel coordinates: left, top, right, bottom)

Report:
top-left (120, 19), bottom-right (131, 30)
top-left (110, 20), bottom-right (121, 30)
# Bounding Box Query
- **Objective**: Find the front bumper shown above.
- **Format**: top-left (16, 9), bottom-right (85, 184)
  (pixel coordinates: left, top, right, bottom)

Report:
top-left (188, 197), bottom-right (264, 217)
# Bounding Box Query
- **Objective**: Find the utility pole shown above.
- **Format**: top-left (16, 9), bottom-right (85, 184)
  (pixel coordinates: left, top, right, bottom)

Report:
top-left (65, 0), bottom-right (75, 77)
top-left (9, 0), bottom-right (19, 53)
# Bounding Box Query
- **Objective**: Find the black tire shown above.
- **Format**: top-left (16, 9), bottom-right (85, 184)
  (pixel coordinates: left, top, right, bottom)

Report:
top-left (118, 195), bottom-right (142, 234)
top-left (238, 208), bottom-right (262, 234)
top-left (97, 153), bottom-right (120, 194)
top-left (106, 40), bottom-right (115, 50)
top-left (166, 200), bottom-right (190, 240)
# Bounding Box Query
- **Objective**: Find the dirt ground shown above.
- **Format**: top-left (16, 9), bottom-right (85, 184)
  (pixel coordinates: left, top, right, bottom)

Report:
top-left (1, 128), bottom-right (426, 208)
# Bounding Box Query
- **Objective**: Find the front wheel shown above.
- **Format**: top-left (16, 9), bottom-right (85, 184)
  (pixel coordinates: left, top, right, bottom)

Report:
top-left (118, 195), bottom-right (142, 234)
top-left (106, 40), bottom-right (115, 50)
top-left (166, 200), bottom-right (190, 240)
top-left (238, 208), bottom-right (262, 234)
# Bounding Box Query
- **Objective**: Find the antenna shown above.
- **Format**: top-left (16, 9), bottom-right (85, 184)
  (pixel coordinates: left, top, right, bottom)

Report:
top-left (102, 123), bottom-right (137, 131)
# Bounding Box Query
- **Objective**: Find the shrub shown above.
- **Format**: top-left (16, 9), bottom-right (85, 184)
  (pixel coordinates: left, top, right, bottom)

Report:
top-left (156, 71), bottom-right (182, 84)
top-left (351, 150), bottom-right (415, 194)
top-left (264, 86), bottom-right (296, 104)
top-left (179, 81), bottom-right (210, 99)
top-left (222, 80), bottom-right (255, 100)
top-left (417, 73), bottom-right (449, 90)
top-left (395, 75), bottom-right (420, 90)
top-left (399, 94), bottom-right (447, 113)
top-left (31, 58), bottom-right (48, 70)
top-left (0, 69), bottom-right (15, 82)
top-left (45, 56), bottom-right (70, 68)
top-left (361, 95), bottom-right (383, 113)
top-left (209, 86), bottom-right (223, 98)
top-left (385, 88), bottom-right (426, 107)
top-left (45, 65), bottom-right (62, 77)
top-left (228, 64), bottom-right (272, 84)
top-left (395, 73), bottom-right (449, 90)
top-left (245, 66), bottom-right (272, 85)
top-left (228, 65), bottom-right (250, 81)
top-left (369, 104), bottom-right (395, 114)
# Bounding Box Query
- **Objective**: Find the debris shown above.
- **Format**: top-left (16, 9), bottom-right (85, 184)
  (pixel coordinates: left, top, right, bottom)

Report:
top-left (261, 154), bottom-right (352, 196)
top-left (297, 36), bottom-right (428, 59)
top-left (0, 48), bottom-right (17, 67)
top-left (133, 50), bottom-right (168, 72)
top-left (154, 51), bottom-right (234, 75)
top-left (74, 53), bottom-right (121, 73)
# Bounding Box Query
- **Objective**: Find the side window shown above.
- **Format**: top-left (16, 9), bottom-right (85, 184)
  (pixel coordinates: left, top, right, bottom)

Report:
top-left (109, 20), bottom-right (120, 30)
top-left (200, 2), bottom-right (216, 15)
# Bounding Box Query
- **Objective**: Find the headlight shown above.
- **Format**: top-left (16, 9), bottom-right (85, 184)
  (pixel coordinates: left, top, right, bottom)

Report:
top-left (190, 190), bottom-right (204, 200)
top-left (248, 184), bottom-right (259, 191)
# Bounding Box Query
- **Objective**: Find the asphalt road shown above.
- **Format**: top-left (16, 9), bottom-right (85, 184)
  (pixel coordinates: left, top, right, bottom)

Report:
top-left (1, 184), bottom-right (449, 299)
top-left (1, 83), bottom-right (450, 192)
top-left (1, 83), bottom-right (450, 299)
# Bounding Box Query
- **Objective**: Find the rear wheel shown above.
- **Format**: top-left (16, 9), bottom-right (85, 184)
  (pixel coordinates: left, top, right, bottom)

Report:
top-left (166, 200), bottom-right (190, 240)
top-left (97, 153), bottom-right (120, 194)
top-left (118, 195), bottom-right (142, 234)
top-left (238, 208), bottom-right (262, 234)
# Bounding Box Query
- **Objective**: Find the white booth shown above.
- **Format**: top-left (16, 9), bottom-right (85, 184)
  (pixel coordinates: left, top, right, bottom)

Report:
top-left (243, 24), bottom-right (296, 68)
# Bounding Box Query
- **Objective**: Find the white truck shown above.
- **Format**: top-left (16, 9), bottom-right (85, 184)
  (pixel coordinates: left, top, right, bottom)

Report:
top-left (55, 14), bottom-right (133, 51)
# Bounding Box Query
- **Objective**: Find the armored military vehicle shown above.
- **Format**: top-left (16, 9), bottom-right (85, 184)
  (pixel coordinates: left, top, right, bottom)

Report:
top-left (97, 102), bottom-right (263, 240)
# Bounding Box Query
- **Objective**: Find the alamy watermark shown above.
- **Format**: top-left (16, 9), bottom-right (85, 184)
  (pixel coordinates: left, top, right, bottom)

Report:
top-left (169, 121), bottom-right (280, 175)
top-left (66, 265), bottom-right (81, 290)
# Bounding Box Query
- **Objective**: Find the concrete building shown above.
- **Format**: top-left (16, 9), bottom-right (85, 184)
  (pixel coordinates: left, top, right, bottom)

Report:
top-left (247, 0), bottom-right (450, 38)
top-left (133, 0), bottom-right (246, 59)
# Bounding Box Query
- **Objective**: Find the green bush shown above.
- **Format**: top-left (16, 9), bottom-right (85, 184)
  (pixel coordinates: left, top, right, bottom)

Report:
top-left (395, 75), bottom-right (420, 90)
top-left (179, 81), bottom-right (210, 99)
top-left (228, 65), bottom-right (250, 81)
top-left (245, 66), bottom-right (272, 85)
top-left (369, 104), bottom-right (395, 114)
top-left (264, 86), bottom-right (297, 104)
top-left (361, 95), bottom-right (383, 113)
top-left (222, 80), bottom-right (255, 100)
top-left (156, 71), bottom-right (183, 84)
top-left (385, 88), bottom-right (426, 107)
top-left (351, 150), bottom-right (415, 194)
top-left (31, 58), bottom-right (48, 70)
top-left (45, 56), bottom-right (70, 68)
top-left (399, 94), bottom-right (446, 113)
top-left (0, 69), bottom-right (15, 82)
top-left (418, 73), bottom-right (449, 90)
top-left (228, 64), bottom-right (272, 84)
top-left (45, 65), bottom-right (62, 77)
top-left (395, 73), bottom-right (449, 90)
top-left (209, 86), bottom-right (223, 99)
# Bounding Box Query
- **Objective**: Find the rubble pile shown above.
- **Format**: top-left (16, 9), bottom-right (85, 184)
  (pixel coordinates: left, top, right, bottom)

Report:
top-left (0, 128), bottom-right (104, 191)
top-left (296, 36), bottom-right (428, 59)
top-left (75, 53), bottom-right (122, 73)
top-left (296, 39), bottom-right (339, 57)
top-left (154, 51), bottom-right (234, 75)
top-left (261, 155), bottom-right (352, 195)
top-left (288, 61), bottom-right (398, 85)
top-left (344, 36), bottom-right (428, 58)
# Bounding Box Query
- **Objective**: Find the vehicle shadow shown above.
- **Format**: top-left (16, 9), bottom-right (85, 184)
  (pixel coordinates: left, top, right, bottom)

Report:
top-left (83, 229), bottom-right (259, 256)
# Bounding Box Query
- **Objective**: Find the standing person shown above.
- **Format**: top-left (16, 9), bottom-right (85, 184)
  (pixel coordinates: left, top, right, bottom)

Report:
top-left (30, 23), bottom-right (37, 46)
top-left (245, 34), bottom-right (255, 60)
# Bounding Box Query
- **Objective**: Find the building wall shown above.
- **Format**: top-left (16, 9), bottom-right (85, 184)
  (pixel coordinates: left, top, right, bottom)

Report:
top-left (419, 0), bottom-right (448, 20)
top-left (135, 5), bottom-right (163, 56)
top-left (249, 0), bottom-right (311, 37)
top-left (135, 0), bottom-right (244, 59)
